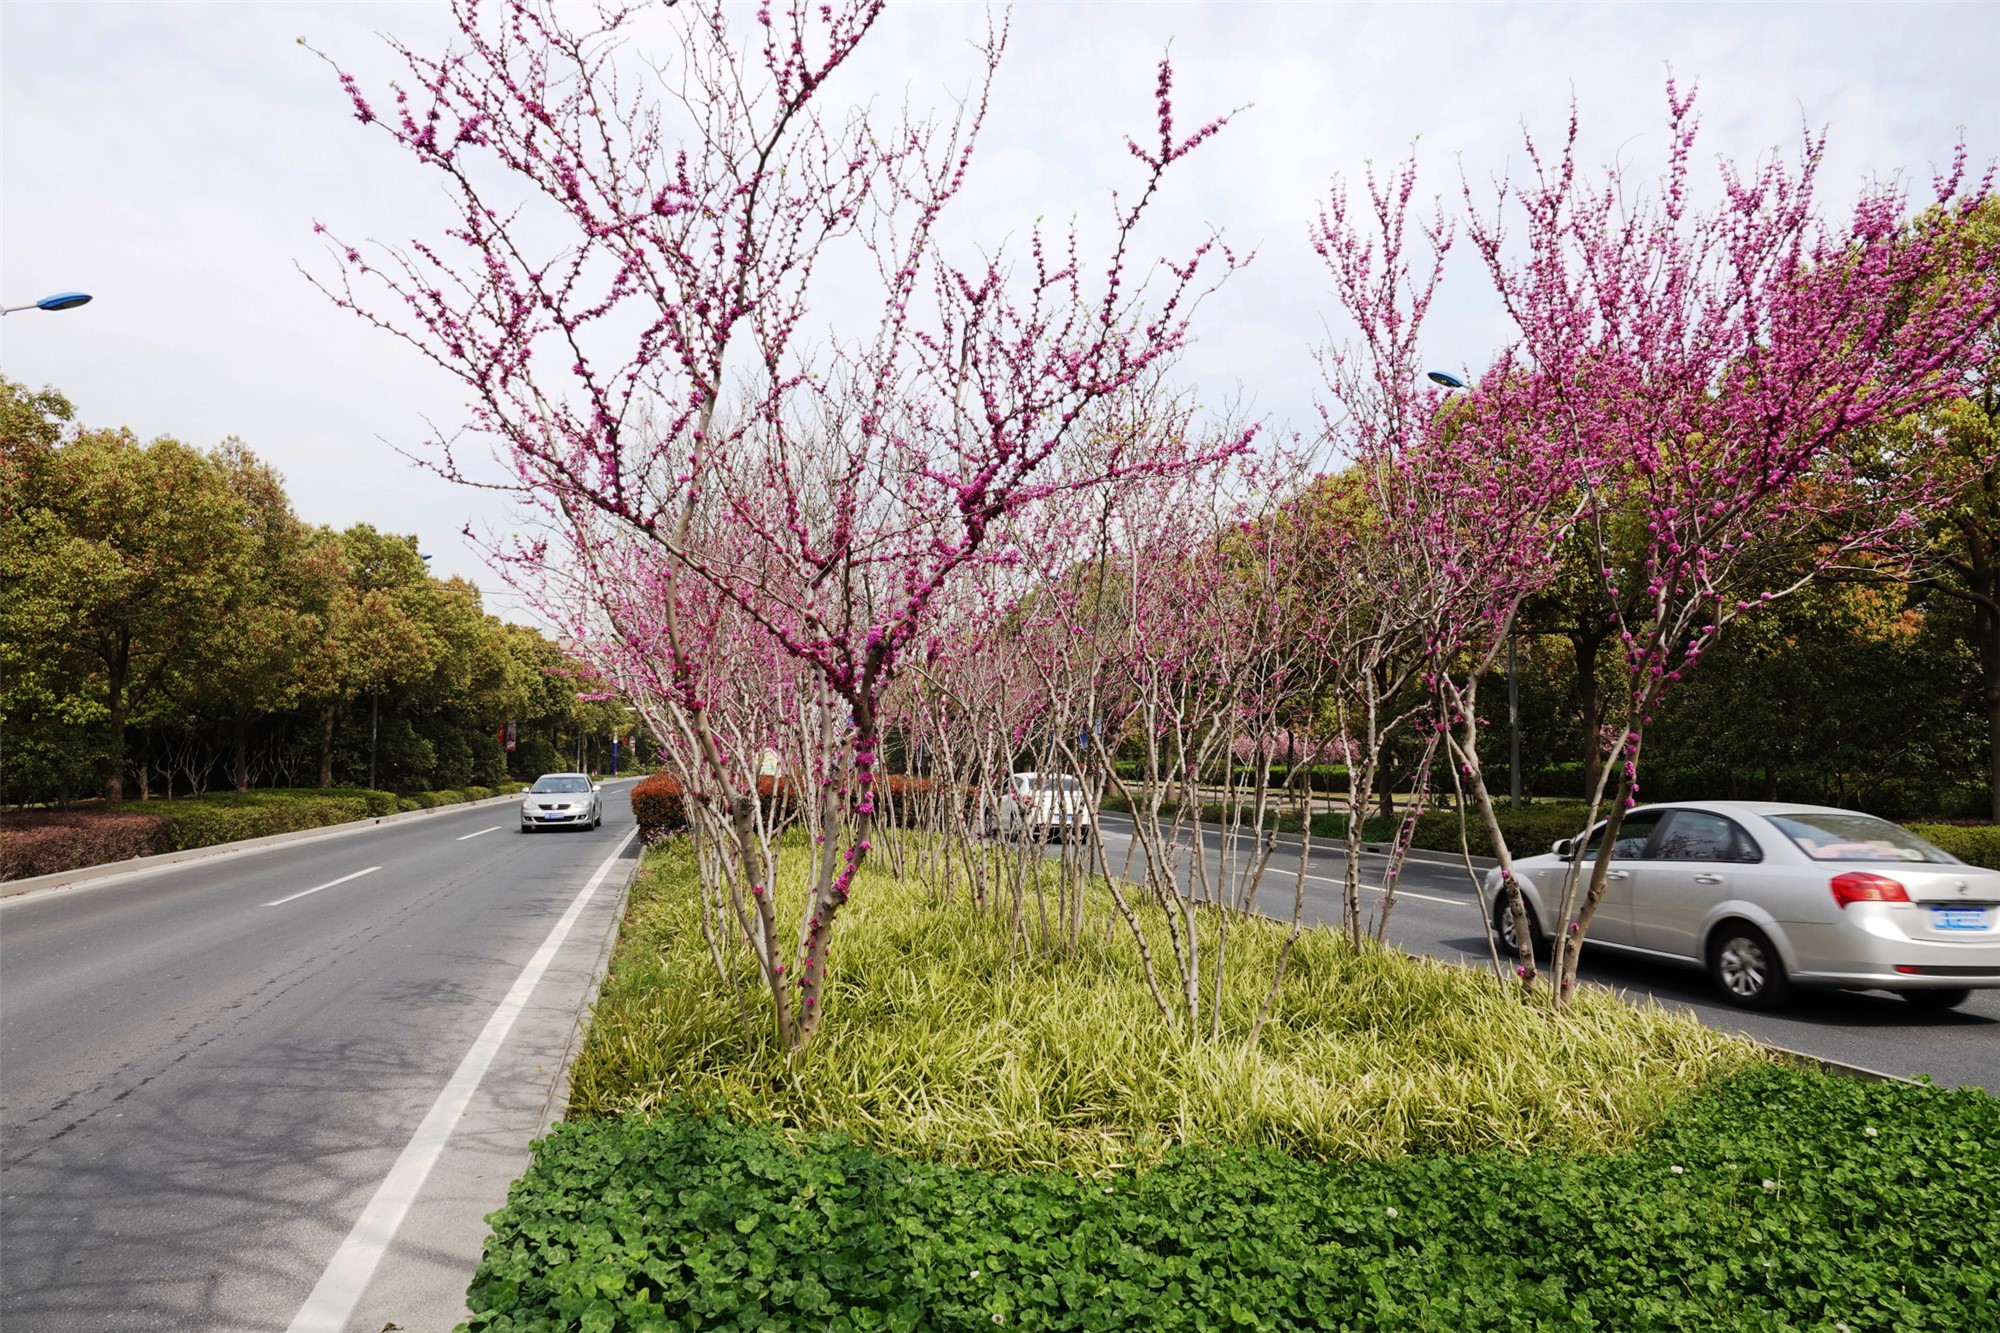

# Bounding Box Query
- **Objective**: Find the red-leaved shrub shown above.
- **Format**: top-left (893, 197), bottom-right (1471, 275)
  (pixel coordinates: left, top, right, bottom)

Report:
top-left (1, 810), bottom-right (174, 881)
top-left (630, 774), bottom-right (689, 843)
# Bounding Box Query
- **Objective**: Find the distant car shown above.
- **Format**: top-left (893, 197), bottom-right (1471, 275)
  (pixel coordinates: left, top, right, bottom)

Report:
top-left (519, 773), bottom-right (602, 832)
top-left (986, 771), bottom-right (1094, 841)
top-left (1485, 802), bottom-right (2000, 1011)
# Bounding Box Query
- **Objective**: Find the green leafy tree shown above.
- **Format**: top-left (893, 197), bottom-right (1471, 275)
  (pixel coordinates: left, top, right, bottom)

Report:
top-left (295, 525), bottom-right (439, 788)
top-left (1, 401), bottom-right (259, 801)
top-left (184, 444), bottom-right (320, 791)
top-left (1645, 581), bottom-right (1982, 815)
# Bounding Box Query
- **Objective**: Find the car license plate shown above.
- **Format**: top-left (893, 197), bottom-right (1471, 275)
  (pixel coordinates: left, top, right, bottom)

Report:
top-left (1932, 906), bottom-right (1991, 931)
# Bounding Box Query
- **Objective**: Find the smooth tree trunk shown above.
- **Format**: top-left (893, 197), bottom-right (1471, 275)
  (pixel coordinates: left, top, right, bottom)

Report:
top-left (1983, 611), bottom-right (1999, 823)
top-left (1552, 747), bottom-right (1638, 1001)
top-left (104, 635), bottom-right (132, 804)
top-left (1572, 625), bottom-right (1606, 801)
top-left (319, 704), bottom-right (337, 788)
top-left (792, 708), bottom-right (881, 1050)
top-left (232, 717), bottom-right (250, 793)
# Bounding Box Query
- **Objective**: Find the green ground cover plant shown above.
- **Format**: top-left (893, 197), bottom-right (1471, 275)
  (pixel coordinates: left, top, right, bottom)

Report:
top-left (569, 843), bottom-right (1755, 1172)
top-left (465, 1063), bottom-right (1998, 1332)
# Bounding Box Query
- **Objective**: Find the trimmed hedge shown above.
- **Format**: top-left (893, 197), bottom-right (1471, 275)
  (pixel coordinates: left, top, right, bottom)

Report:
top-left (2, 784), bottom-right (523, 879)
top-left (1399, 804), bottom-right (1594, 860)
top-left (1, 809), bottom-right (173, 880)
top-left (464, 1063), bottom-right (1999, 1332)
top-left (163, 795), bottom-right (378, 849)
top-left (1905, 823), bottom-right (2000, 870)
top-left (399, 786), bottom-right (520, 812)
top-left (630, 773), bottom-right (688, 842)
top-left (633, 773), bottom-right (867, 842)
top-left (1096, 802), bottom-right (1998, 873)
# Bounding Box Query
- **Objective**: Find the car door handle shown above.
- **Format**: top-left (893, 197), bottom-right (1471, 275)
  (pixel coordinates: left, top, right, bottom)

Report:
top-left (1693, 873), bottom-right (1724, 885)
top-left (1605, 869), bottom-right (1629, 880)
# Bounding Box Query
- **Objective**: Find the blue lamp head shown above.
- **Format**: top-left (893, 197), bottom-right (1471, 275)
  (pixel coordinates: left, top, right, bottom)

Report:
top-left (1426, 369), bottom-right (1467, 390)
top-left (35, 292), bottom-right (92, 311)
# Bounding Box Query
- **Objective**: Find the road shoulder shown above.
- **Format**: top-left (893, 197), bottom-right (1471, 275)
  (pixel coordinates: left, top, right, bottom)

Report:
top-left (338, 839), bottom-right (641, 1333)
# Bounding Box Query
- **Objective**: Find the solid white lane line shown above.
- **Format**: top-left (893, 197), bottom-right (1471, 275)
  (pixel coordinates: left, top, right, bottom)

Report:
top-left (1295, 871), bottom-right (1463, 908)
top-left (456, 826), bottom-right (502, 841)
top-left (263, 867), bottom-right (382, 908)
top-left (285, 827), bottom-right (637, 1333)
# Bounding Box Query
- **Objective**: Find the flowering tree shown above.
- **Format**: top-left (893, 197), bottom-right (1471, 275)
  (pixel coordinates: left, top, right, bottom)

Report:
top-left (1307, 161), bottom-right (1517, 950)
top-left (1464, 88), bottom-right (2000, 1000)
top-left (314, 0), bottom-right (1245, 1049)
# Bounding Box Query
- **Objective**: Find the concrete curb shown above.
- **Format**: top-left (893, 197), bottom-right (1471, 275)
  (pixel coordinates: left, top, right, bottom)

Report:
top-left (1, 781), bottom-right (642, 904)
top-left (1764, 1043), bottom-right (1921, 1085)
top-left (537, 842), bottom-right (646, 1128)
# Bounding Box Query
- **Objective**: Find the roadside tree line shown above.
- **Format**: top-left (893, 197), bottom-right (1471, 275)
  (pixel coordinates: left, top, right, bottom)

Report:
top-left (0, 380), bottom-right (632, 807)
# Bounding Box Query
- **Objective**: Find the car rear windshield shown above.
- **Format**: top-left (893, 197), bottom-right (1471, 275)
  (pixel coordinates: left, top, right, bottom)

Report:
top-left (531, 776), bottom-right (591, 793)
top-left (1766, 812), bottom-right (1958, 865)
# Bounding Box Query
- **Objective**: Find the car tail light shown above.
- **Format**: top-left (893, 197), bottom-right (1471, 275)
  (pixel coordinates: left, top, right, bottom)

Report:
top-left (1830, 871), bottom-right (1910, 909)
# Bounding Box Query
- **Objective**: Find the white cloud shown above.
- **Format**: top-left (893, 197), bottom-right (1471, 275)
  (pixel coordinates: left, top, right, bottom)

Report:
top-left (5, 1), bottom-right (1994, 616)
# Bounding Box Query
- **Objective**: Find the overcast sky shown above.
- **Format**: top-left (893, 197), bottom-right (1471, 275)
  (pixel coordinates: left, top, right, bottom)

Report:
top-left (4, 2), bottom-right (1995, 622)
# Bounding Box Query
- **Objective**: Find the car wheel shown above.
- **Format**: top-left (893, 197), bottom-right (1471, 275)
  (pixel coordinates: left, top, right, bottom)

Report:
top-left (1491, 890), bottom-right (1546, 962)
top-left (519, 823), bottom-right (533, 834)
top-left (1901, 988), bottom-right (1972, 1012)
top-left (1707, 923), bottom-right (1792, 1010)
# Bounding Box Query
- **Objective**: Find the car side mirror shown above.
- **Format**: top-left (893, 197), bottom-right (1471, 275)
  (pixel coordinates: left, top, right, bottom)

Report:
top-left (1552, 838), bottom-right (1573, 861)
top-left (593, 783), bottom-right (602, 793)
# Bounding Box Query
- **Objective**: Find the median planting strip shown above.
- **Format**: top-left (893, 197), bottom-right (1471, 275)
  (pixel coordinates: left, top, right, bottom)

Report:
top-left (458, 841), bottom-right (1998, 1331)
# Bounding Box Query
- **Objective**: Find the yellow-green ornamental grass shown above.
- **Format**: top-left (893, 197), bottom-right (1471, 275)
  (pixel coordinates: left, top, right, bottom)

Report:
top-left (569, 839), bottom-right (1762, 1173)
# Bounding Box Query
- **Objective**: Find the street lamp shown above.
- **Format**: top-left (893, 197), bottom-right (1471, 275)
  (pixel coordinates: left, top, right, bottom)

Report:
top-left (1425, 369), bottom-right (1524, 808)
top-left (1, 291), bottom-right (93, 316)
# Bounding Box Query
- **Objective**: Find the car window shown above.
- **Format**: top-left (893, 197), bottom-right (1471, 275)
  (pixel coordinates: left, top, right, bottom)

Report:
top-left (1579, 810), bottom-right (1664, 861)
top-left (531, 776), bottom-right (591, 793)
top-left (1654, 810), bottom-right (1760, 863)
top-left (1766, 812), bottom-right (1958, 864)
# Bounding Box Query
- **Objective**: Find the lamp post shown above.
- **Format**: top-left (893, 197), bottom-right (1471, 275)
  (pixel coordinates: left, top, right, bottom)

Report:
top-left (1, 291), bottom-right (93, 316)
top-left (1426, 369), bottom-right (1523, 807)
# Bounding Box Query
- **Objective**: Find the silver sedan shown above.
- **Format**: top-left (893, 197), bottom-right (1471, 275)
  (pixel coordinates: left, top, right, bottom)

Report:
top-left (519, 773), bottom-right (602, 832)
top-left (1485, 802), bottom-right (2000, 1011)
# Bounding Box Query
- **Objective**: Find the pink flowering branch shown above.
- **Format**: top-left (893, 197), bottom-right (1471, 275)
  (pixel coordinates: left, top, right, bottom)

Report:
top-left (1464, 85), bottom-right (1999, 1001)
top-left (313, 0), bottom-right (1245, 1050)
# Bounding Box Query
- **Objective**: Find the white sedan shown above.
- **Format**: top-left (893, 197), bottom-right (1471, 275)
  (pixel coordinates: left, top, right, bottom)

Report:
top-left (986, 772), bottom-right (1095, 841)
top-left (519, 773), bottom-right (602, 832)
top-left (1486, 802), bottom-right (2000, 1011)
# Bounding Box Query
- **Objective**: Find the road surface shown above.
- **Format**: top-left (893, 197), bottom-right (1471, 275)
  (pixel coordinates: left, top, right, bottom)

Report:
top-left (1, 787), bottom-right (638, 1332)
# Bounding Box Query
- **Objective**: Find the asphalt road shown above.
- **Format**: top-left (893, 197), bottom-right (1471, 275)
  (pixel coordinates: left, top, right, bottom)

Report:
top-left (0, 788), bottom-right (639, 1332)
top-left (1088, 812), bottom-right (1999, 1091)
